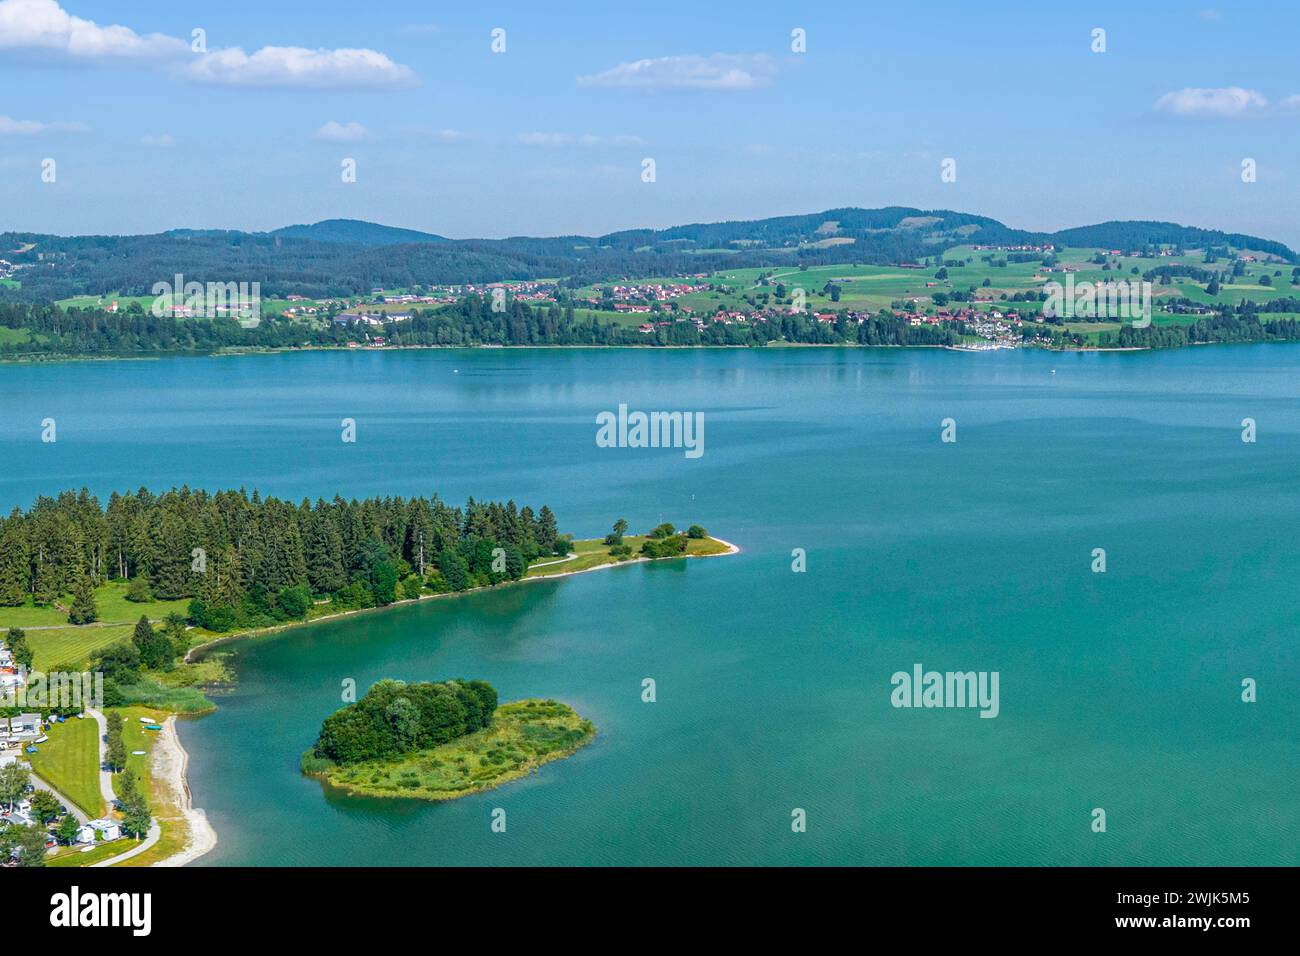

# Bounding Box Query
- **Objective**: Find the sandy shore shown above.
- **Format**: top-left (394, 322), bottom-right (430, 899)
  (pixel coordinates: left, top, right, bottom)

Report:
top-left (151, 716), bottom-right (217, 867)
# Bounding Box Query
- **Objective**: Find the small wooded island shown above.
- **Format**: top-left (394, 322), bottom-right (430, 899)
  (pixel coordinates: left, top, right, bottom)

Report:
top-left (301, 679), bottom-right (595, 800)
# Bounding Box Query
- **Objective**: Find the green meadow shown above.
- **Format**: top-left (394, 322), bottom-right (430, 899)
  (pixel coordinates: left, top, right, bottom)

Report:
top-left (1, 580), bottom-right (191, 669)
top-left (525, 534), bottom-right (732, 578)
top-left (26, 715), bottom-right (104, 818)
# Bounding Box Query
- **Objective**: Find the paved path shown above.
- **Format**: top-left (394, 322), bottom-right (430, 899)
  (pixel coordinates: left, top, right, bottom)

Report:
top-left (89, 821), bottom-right (160, 868)
top-left (83, 709), bottom-right (117, 812)
top-left (28, 773), bottom-right (90, 825)
top-left (528, 553), bottom-right (579, 569)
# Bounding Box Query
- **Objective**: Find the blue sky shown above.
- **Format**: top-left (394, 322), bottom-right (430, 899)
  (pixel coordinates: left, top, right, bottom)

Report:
top-left (4, 0), bottom-right (1300, 245)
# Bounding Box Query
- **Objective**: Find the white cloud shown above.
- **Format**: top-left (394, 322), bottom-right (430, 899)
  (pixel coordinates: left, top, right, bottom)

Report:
top-left (0, 114), bottom-right (87, 135)
top-left (314, 120), bottom-right (369, 143)
top-left (184, 46), bottom-right (415, 90)
top-left (1198, 9), bottom-right (1223, 20)
top-left (140, 132), bottom-right (175, 147)
top-left (1153, 87), bottom-right (1267, 117)
top-left (516, 132), bottom-right (644, 147)
top-left (0, 0), bottom-right (186, 60)
top-left (0, 0), bottom-right (416, 89)
top-left (577, 53), bottom-right (775, 92)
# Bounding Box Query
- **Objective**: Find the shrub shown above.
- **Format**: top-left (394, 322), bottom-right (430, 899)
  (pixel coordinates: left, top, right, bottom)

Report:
top-left (125, 574), bottom-right (154, 603)
top-left (277, 584), bottom-right (312, 620)
top-left (641, 534), bottom-right (688, 559)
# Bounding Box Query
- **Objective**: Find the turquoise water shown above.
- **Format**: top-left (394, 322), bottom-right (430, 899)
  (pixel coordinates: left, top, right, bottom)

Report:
top-left (1, 347), bottom-right (1296, 865)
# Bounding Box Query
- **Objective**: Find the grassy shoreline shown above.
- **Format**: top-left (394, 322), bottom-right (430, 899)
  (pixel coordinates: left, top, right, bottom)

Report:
top-left (303, 699), bottom-right (597, 801)
top-left (184, 533), bottom-right (738, 664)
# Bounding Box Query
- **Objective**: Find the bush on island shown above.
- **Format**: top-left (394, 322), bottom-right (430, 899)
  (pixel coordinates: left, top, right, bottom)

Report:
top-left (309, 678), bottom-right (500, 766)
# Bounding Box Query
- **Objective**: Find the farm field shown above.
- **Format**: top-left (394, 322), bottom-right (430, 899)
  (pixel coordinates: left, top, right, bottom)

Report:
top-left (566, 242), bottom-right (1298, 332)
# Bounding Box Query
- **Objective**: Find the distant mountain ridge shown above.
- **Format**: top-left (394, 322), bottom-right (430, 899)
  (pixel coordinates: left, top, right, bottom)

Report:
top-left (2, 207), bottom-right (1293, 303)
top-left (269, 219), bottom-right (448, 246)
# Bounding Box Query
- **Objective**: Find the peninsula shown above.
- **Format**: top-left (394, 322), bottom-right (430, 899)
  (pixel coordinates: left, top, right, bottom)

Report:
top-left (0, 487), bottom-right (732, 866)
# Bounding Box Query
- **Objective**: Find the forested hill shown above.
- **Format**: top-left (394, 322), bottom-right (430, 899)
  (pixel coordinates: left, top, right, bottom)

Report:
top-left (270, 219), bottom-right (448, 246)
top-left (2, 207), bottom-right (1293, 303)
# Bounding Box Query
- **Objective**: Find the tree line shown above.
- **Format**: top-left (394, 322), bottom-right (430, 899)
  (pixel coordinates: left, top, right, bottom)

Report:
top-left (0, 297), bottom-right (958, 356)
top-left (0, 487), bottom-right (564, 633)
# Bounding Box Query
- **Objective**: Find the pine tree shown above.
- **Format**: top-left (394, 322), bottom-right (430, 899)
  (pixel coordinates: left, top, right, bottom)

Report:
top-left (0, 513), bottom-right (29, 605)
top-left (150, 510), bottom-right (191, 599)
top-left (68, 576), bottom-right (97, 625)
top-left (132, 615), bottom-right (154, 652)
top-left (537, 506), bottom-right (559, 553)
top-left (304, 509), bottom-right (346, 594)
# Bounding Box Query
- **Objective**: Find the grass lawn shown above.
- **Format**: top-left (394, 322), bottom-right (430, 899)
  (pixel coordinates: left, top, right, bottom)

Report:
top-left (26, 625), bottom-right (135, 671)
top-left (43, 705), bottom-right (192, 867)
top-left (46, 842), bottom-right (123, 868)
top-left (91, 581), bottom-right (191, 625)
top-left (0, 580), bottom-right (191, 631)
top-left (47, 841), bottom-right (124, 867)
top-left (0, 598), bottom-right (69, 627)
top-left (26, 716), bottom-right (104, 818)
top-left (307, 699), bottom-right (595, 800)
top-left (1, 579), bottom-right (193, 669)
top-left (525, 534), bottom-right (731, 578)
top-left (110, 705), bottom-right (189, 867)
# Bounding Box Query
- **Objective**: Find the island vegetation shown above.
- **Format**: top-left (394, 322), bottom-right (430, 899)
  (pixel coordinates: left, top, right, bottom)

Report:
top-left (301, 679), bottom-right (595, 801)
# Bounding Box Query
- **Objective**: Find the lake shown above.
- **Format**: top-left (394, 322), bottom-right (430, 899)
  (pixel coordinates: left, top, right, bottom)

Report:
top-left (1, 346), bottom-right (1296, 865)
